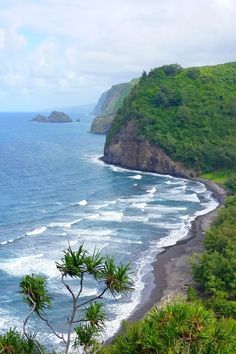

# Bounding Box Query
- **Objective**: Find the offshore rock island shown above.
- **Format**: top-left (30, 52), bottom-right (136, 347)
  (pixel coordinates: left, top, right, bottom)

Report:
top-left (32, 111), bottom-right (73, 123)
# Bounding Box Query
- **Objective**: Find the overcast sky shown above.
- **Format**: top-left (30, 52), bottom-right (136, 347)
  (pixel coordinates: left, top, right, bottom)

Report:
top-left (0, 0), bottom-right (235, 111)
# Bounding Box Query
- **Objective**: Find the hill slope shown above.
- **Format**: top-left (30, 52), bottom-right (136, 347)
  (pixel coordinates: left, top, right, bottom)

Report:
top-left (104, 62), bottom-right (236, 176)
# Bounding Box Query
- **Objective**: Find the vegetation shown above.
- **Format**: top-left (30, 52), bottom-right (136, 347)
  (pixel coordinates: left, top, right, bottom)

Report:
top-left (0, 245), bottom-right (134, 354)
top-left (190, 189), bottom-right (236, 318)
top-left (107, 62), bottom-right (236, 173)
top-left (98, 302), bottom-right (236, 353)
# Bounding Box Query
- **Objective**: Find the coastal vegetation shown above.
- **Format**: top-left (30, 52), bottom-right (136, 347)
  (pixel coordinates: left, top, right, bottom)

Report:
top-left (100, 62), bottom-right (236, 352)
top-left (107, 62), bottom-right (236, 174)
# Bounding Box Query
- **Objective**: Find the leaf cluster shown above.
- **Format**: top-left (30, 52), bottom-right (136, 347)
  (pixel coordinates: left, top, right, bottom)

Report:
top-left (19, 274), bottom-right (51, 314)
top-left (99, 302), bottom-right (236, 353)
top-left (0, 329), bottom-right (43, 354)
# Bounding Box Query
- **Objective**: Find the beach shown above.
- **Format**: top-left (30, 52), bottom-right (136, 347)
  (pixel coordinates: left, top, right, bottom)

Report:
top-left (127, 178), bottom-right (227, 324)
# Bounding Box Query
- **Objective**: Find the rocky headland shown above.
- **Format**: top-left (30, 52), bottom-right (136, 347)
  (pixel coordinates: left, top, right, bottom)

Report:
top-left (103, 120), bottom-right (195, 178)
top-left (90, 79), bottom-right (138, 134)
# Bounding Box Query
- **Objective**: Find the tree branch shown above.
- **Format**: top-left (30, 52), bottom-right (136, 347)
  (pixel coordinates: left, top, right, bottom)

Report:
top-left (76, 287), bottom-right (109, 309)
top-left (23, 295), bottom-right (44, 354)
top-left (37, 312), bottom-right (66, 344)
top-left (61, 275), bottom-right (76, 302)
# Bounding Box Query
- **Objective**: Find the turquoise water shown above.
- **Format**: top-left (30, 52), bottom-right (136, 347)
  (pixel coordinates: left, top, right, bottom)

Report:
top-left (0, 112), bottom-right (218, 348)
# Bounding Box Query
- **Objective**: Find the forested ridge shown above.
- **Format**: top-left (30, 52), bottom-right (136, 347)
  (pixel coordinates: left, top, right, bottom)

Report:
top-left (108, 62), bottom-right (236, 174)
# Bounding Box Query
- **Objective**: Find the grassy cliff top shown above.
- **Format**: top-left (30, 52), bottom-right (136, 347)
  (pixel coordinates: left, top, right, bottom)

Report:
top-left (107, 62), bottom-right (236, 174)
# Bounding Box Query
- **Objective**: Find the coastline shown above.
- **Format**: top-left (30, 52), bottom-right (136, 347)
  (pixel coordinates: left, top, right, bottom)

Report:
top-left (121, 177), bottom-right (227, 326)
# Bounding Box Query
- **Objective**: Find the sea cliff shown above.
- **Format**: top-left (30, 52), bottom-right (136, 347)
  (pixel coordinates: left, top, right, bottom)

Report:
top-left (103, 62), bottom-right (236, 176)
top-left (91, 79), bottom-right (138, 134)
top-left (103, 120), bottom-right (195, 178)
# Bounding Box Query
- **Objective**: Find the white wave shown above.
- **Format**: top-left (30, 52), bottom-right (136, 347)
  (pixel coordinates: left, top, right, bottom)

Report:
top-left (85, 213), bottom-right (100, 220)
top-left (148, 221), bottom-right (182, 229)
top-left (110, 165), bottom-right (128, 173)
top-left (124, 215), bottom-right (149, 223)
top-left (91, 202), bottom-right (110, 209)
top-left (129, 174), bottom-right (142, 180)
top-left (98, 211), bottom-right (123, 222)
top-left (195, 198), bottom-right (219, 217)
top-left (0, 309), bottom-right (23, 334)
top-left (72, 199), bottom-right (88, 206)
top-left (166, 192), bottom-right (200, 202)
top-left (0, 239), bottom-right (14, 245)
top-left (147, 186), bottom-right (157, 197)
top-left (0, 254), bottom-right (59, 278)
top-left (155, 222), bottom-right (190, 248)
top-left (49, 221), bottom-right (73, 229)
top-left (25, 226), bottom-right (47, 236)
top-left (48, 218), bottom-right (82, 229)
top-left (131, 202), bottom-right (147, 209)
top-left (187, 182), bottom-right (207, 194)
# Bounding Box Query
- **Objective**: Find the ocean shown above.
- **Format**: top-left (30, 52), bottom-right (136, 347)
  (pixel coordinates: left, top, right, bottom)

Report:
top-left (0, 112), bottom-right (218, 349)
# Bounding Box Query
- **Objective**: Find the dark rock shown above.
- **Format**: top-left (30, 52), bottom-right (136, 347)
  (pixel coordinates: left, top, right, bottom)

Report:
top-left (48, 111), bottom-right (72, 123)
top-left (32, 111), bottom-right (72, 123)
top-left (90, 114), bottom-right (114, 135)
top-left (103, 120), bottom-right (195, 178)
top-left (32, 114), bottom-right (48, 122)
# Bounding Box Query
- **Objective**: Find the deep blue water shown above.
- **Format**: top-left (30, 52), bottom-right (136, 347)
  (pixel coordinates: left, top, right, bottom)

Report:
top-left (0, 113), bottom-right (218, 348)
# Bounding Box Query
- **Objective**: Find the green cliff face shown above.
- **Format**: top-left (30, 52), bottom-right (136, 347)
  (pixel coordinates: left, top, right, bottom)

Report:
top-left (105, 62), bottom-right (236, 175)
top-left (91, 79), bottom-right (138, 134)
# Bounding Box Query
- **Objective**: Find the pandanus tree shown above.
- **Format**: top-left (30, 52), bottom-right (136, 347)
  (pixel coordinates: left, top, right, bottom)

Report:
top-left (19, 245), bottom-right (134, 354)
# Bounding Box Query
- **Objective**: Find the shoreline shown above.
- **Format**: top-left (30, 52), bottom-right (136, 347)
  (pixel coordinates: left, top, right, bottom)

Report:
top-left (112, 177), bottom-right (227, 337)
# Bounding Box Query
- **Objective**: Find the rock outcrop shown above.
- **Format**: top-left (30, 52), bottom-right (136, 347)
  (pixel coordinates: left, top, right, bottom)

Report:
top-left (32, 111), bottom-right (72, 123)
top-left (32, 114), bottom-right (48, 122)
top-left (90, 115), bottom-right (115, 135)
top-left (103, 120), bottom-right (195, 178)
top-left (90, 79), bottom-right (138, 134)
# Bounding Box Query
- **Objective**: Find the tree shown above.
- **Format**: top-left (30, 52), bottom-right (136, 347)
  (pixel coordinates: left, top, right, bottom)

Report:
top-left (19, 245), bottom-right (134, 354)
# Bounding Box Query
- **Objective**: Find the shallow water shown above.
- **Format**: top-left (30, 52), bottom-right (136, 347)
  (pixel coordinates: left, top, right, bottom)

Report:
top-left (0, 112), bottom-right (218, 348)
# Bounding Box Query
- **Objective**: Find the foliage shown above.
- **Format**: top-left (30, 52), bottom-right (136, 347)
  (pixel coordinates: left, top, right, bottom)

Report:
top-left (0, 329), bottom-right (43, 354)
top-left (190, 179), bottom-right (236, 317)
top-left (19, 245), bottom-right (134, 354)
top-left (20, 274), bottom-right (51, 314)
top-left (99, 302), bottom-right (236, 353)
top-left (107, 62), bottom-right (236, 173)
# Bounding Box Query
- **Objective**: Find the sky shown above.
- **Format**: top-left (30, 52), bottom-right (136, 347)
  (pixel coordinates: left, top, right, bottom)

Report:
top-left (0, 0), bottom-right (235, 111)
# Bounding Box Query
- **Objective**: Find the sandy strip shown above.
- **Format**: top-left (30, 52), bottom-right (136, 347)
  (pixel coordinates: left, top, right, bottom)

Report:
top-left (126, 178), bottom-right (227, 324)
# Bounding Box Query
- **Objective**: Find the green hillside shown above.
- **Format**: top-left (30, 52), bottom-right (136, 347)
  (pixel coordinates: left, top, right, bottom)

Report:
top-left (108, 62), bottom-right (236, 173)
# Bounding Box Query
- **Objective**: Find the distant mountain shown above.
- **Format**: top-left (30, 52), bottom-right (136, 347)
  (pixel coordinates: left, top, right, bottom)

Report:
top-left (90, 79), bottom-right (138, 134)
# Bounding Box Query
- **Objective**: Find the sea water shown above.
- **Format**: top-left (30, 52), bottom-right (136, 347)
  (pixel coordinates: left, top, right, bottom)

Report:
top-left (0, 112), bottom-right (218, 349)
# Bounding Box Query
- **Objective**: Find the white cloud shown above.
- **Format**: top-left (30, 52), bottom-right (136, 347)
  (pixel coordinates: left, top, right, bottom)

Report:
top-left (0, 0), bottom-right (235, 110)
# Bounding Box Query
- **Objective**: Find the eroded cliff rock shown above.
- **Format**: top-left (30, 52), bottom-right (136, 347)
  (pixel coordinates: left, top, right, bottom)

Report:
top-left (90, 114), bottom-right (115, 134)
top-left (103, 120), bottom-right (195, 178)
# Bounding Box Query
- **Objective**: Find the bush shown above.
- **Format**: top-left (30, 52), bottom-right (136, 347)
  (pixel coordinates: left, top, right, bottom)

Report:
top-left (99, 302), bottom-right (236, 353)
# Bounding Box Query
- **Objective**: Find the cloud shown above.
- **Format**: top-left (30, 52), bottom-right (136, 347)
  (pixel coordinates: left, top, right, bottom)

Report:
top-left (0, 0), bottom-right (235, 110)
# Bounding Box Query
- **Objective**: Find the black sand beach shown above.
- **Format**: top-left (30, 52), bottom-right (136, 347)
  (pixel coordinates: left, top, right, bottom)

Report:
top-left (127, 178), bottom-right (227, 324)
